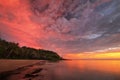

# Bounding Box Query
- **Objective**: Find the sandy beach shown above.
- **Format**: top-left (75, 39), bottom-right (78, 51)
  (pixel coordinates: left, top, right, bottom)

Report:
top-left (0, 59), bottom-right (43, 73)
top-left (0, 59), bottom-right (47, 80)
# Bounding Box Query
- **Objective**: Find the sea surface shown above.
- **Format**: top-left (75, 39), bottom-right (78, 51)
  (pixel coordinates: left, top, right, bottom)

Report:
top-left (0, 60), bottom-right (120, 80)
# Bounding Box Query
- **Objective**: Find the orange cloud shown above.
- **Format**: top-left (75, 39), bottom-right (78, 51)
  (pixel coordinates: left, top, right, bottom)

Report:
top-left (0, 0), bottom-right (120, 54)
top-left (0, 0), bottom-right (20, 7)
top-left (0, 0), bottom-right (45, 48)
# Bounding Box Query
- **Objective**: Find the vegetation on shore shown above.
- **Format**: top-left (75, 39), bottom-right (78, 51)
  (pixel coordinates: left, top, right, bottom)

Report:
top-left (0, 38), bottom-right (63, 61)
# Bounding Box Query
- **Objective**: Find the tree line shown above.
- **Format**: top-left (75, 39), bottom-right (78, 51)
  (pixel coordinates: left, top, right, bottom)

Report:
top-left (0, 38), bottom-right (63, 61)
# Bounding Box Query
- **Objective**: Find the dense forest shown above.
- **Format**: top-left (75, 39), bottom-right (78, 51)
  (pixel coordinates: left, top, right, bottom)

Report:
top-left (0, 38), bottom-right (63, 61)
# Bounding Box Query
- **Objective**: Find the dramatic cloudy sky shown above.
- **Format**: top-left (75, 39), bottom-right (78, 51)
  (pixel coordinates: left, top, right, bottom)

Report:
top-left (0, 0), bottom-right (120, 55)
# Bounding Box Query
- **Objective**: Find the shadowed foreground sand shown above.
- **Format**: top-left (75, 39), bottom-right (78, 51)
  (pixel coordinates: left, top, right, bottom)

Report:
top-left (0, 60), bottom-right (46, 80)
top-left (0, 59), bottom-right (43, 73)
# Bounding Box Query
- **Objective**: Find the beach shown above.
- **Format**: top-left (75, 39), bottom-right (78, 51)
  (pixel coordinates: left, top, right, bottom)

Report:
top-left (0, 60), bottom-right (120, 80)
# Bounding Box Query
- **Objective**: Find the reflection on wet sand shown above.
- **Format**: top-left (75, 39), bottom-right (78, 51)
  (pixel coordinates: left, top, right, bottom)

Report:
top-left (66, 60), bottom-right (120, 74)
top-left (44, 60), bottom-right (120, 80)
top-left (0, 60), bottom-right (120, 80)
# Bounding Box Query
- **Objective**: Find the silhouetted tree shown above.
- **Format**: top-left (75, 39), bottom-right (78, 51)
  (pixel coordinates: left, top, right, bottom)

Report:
top-left (0, 38), bottom-right (63, 60)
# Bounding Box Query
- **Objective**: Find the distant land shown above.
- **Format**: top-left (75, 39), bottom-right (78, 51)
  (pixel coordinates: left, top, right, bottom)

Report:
top-left (0, 38), bottom-right (63, 61)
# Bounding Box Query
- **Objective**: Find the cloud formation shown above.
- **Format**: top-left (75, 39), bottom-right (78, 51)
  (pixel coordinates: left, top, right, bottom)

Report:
top-left (0, 0), bottom-right (120, 54)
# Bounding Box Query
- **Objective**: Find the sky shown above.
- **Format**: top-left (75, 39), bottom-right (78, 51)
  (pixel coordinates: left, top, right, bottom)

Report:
top-left (0, 0), bottom-right (120, 59)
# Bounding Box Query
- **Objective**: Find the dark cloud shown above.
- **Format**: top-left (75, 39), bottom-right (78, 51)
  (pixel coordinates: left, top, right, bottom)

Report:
top-left (0, 0), bottom-right (120, 54)
top-left (30, 0), bottom-right (49, 14)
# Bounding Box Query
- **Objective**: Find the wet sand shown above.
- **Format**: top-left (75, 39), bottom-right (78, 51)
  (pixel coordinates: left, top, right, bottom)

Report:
top-left (0, 60), bottom-right (46, 80)
top-left (1, 60), bottom-right (120, 80)
top-left (0, 59), bottom-right (43, 73)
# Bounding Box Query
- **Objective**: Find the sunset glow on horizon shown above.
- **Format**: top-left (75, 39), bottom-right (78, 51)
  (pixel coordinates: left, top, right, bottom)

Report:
top-left (0, 0), bottom-right (120, 58)
top-left (64, 52), bottom-right (120, 59)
